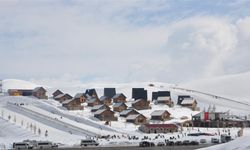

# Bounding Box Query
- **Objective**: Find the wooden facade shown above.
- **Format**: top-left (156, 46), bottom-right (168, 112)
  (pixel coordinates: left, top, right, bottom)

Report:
top-left (113, 102), bottom-right (127, 112)
top-left (139, 124), bottom-right (178, 134)
top-left (132, 99), bottom-right (151, 110)
top-left (74, 93), bottom-right (86, 103)
top-left (180, 98), bottom-right (197, 111)
top-left (94, 109), bottom-right (118, 121)
top-left (32, 87), bottom-right (48, 99)
top-left (126, 114), bottom-right (147, 125)
top-left (156, 96), bottom-right (173, 107)
top-left (150, 110), bottom-right (171, 121)
top-left (62, 98), bottom-right (84, 110)
top-left (52, 90), bottom-right (63, 98)
top-left (87, 98), bottom-right (101, 107)
top-left (100, 96), bottom-right (112, 106)
top-left (112, 93), bottom-right (127, 103)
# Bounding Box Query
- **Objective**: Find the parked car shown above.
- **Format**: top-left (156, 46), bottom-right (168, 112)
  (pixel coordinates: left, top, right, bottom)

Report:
top-left (200, 139), bottom-right (207, 144)
top-left (80, 139), bottom-right (99, 146)
top-left (35, 141), bottom-right (54, 149)
top-left (139, 141), bottom-right (155, 147)
top-left (166, 141), bottom-right (175, 146)
top-left (157, 142), bottom-right (165, 146)
top-left (190, 141), bottom-right (199, 145)
top-left (221, 134), bottom-right (231, 143)
top-left (13, 142), bottom-right (33, 150)
top-left (175, 141), bottom-right (182, 146)
top-left (211, 138), bottom-right (220, 144)
top-left (182, 140), bottom-right (190, 145)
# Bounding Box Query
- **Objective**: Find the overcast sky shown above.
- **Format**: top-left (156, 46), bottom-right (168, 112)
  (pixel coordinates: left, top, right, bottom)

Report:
top-left (1, 0), bottom-right (250, 86)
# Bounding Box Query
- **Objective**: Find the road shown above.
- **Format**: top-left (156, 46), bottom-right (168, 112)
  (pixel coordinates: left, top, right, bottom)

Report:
top-left (47, 144), bottom-right (214, 150)
top-left (4, 102), bottom-right (98, 137)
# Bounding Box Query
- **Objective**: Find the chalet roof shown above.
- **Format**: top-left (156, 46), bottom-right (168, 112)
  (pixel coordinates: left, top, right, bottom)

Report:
top-left (151, 110), bottom-right (170, 116)
top-left (94, 109), bottom-right (114, 115)
top-left (132, 98), bottom-right (146, 104)
top-left (120, 109), bottom-right (138, 115)
top-left (54, 93), bottom-right (72, 99)
top-left (113, 102), bottom-right (127, 107)
top-left (53, 89), bottom-right (63, 94)
top-left (87, 97), bottom-right (99, 103)
top-left (74, 93), bottom-right (85, 99)
top-left (100, 96), bottom-right (108, 101)
top-left (33, 87), bottom-right (46, 92)
top-left (112, 93), bottom-right (126, 99)
top-left (62, 99), bottom-right (74, 104)
top-left (157, 96), bottom-right (171, 101)
top-left (92, 104), bottom-right (105, 110)
top-left (143, 124), bottom-right (178, 129)
top-left (180, 98), bottom-right (196, 105)
top-left (126, 114), bottom-right (145, 120)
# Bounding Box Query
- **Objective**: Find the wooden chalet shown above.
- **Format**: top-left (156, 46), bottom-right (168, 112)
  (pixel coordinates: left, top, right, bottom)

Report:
top-left (113, 102), bottom-right (127, 112)
top-left (52, 90), bottom-right (63, 99)
top-left (150, 110), bottom-right (171, 121)
top-left (8, 89), bottom-right (32, 96)
top-left (86, 97), bottom-right (101, 107)
top-left (139, 124), bottom-right (178, 133)
top-left (62, 98), bottom-right (84, 110)
top-left (94, 109), bottom-right (118, 121)
top-left (126, 114), bottom-right (147, 125)
top-left (180, 98), bottom-right (198, 110)
top-left (100, 96), bottom-right (112, 106)
top-left (120, 109), bottom-right (139, 118)
top-left (74, 93), bottom-right (86, 103)
top-left (91, 104), bottom-right (110, 112)
top-left (156, 96), bottom-right (173, 107)
top-left (32, 87), bottom-right (48, 99)
top-left (131, 99), bottom-right (150, 110)
top-left (54, 93), bottom-right (73, 103)
top-left (112, 93), bottom-right (126, 103)
top-left (85, 89), bottom-right (98, 98)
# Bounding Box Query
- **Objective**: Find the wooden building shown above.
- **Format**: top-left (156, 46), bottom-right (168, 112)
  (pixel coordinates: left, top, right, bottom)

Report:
top-left (113, 102), bottom-right (127, 112)
top-left (62, 98), bottom-right (84, 110)
top-left (85, 89), bottom-right (98, 98)
top-left (120, 109), bottom-right (139, 118)
top-left (8, 89), bottom-right (33, 96)
top-left (139, 124), bottom-right (178, 133)
top-left (112, 93), bottom-right (127, 103)
top-left (126, 114), bottom-right (147, 125)
top-left (54, 93), bottom-right (73, 103)
top-left (131, 99), bottom-right (150, 110)
top-left (180, 98), bottom-right (198, 111)
top-left (100, 96), bottom-right (112, 106)
top-left (32, 87), bottom-right (48, 99)
top-left (156, 96), bottom-right (173, 107)
top-left (150, 110), bottom-right (171, 121)
top-left (86, 97), bottom-right (101, 107)
top-left (91, 104), bottom-right (110, 112)
top-left (74, 93), bottom-right (86, 103)
top-left (94, 109), bottom-right (118, 121)
top-left (52, 90), bottom-right (63, 99)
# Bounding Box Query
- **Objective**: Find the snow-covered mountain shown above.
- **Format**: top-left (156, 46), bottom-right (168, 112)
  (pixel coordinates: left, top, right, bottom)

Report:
top-left (0, 72), bottom-right (250, 149)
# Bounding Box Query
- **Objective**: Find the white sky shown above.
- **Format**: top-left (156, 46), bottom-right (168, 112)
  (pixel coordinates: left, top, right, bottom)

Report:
top-left (1, 0), bottom-right (250, 86)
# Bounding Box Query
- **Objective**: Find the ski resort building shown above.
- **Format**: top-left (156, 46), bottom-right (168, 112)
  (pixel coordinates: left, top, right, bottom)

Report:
top-left (139, 124), bottom-right (178, 133)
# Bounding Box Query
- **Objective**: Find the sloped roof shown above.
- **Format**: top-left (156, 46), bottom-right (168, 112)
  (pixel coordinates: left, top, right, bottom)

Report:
top-left (113, 102), bottom-right (127, 107)
top-left (157, 96), bottom-right (171, 101)
top-left (54, 93), bottom-right (72, 99)
top-left (94, 109), bottom-right (114, 115)
top-left (132, 98), bottom-right (145, 104)
top-left (62, 99), bottom-right (74, 104)
top-left (112, 93), bottom-right (126, 99)
top-left (180, 98), bottom-right (196, 105)
top-left (87, 97), bottom-right (99, 103)
top-left (151, 110), bottom-right (170, 116)
top-left (92, 104), bottom-right (105, 110)
top-left (100, 96), bottom-right (108, 101)
top-left (33, 87), bottom-right (46, 92)
top-left (120, 109), bottom-right (138, 115)
top-left (52, 89), bottom-right (63, 95)
top-left (126, 114), bottom-right (146, 120)
top-left (74, 93), bottom-right (85, 99)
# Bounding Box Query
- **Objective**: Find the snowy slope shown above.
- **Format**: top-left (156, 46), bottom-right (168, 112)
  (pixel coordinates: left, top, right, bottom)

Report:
top-left (182, 71), bottom-right (250, 102)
